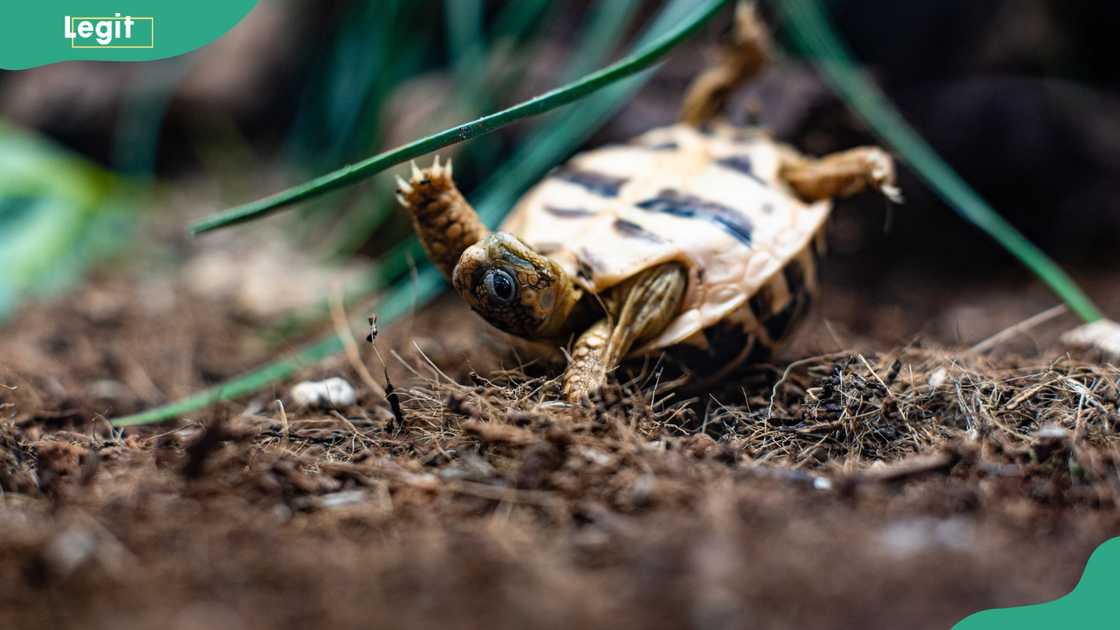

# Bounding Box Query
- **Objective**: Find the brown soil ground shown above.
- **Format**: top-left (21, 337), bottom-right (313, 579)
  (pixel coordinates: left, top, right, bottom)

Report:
top-left (2, 234), bottom-right (1119, 629)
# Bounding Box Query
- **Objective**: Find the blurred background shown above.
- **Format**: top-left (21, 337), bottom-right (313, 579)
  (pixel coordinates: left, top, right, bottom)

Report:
top-left (2, 0), bottom-right (1119, 404)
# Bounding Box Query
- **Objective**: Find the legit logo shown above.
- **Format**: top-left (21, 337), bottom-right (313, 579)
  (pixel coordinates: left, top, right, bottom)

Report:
top-left (64, 14), bottom-right (154, 48)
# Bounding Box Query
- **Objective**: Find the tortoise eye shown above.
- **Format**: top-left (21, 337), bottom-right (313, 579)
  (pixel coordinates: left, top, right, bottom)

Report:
top-left (484, 269), bottom-right (518, 304)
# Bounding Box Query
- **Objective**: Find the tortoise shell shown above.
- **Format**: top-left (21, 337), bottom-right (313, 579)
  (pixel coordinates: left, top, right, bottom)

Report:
top-left (501, 121), bottom-right (828, 377)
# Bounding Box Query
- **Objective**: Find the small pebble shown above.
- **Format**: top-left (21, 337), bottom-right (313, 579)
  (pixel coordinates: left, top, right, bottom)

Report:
top-left (315, 490), bottom-right (367, 509)
top-left (880, 517), bottom-right (974, 557)
top-left (1062, 319), bottom-right (1120, 359)
top-left (291, 377), bottom-right (357, 408)
top-left (1037, 424), bottom-right (1070, 440)
top-left (44, 528), bottom-right (98, 577)
top-left (927, 367), bottom-right (948, 390)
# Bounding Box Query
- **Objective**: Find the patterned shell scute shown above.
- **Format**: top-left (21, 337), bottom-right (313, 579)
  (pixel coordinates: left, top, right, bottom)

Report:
top-left (501, 122), bottom-right (830, 351)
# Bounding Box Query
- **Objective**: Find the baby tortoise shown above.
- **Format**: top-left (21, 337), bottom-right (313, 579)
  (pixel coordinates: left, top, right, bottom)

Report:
top-left (397, 4), bottom-right (899, 402)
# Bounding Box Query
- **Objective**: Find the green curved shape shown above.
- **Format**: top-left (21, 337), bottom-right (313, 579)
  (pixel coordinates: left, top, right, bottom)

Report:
top-left (955, 537), bottom-right (1120, 628)
top-left (1, 1), bottom-right (258, 70)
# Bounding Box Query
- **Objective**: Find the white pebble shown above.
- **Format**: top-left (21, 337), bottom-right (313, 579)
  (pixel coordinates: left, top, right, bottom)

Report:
top-left (291, 377), bottom-right (357, 408)
top-left (1062, 319), bottom-right (1120, 359)
top-left (880, 517), bottom-right (974, 557)
top-left (44, 528), bottom-right (98, 576)
top-left (317, 490), bottom-right (367, 509)
top-left (1037, 424), bottom-right (1069, 440)
top-left (927, 367), bottom-right (948, 390)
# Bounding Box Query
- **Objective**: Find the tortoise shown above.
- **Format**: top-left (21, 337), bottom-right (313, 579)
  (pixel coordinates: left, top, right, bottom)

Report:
top-left (396, 4), bottom-right (899, 402)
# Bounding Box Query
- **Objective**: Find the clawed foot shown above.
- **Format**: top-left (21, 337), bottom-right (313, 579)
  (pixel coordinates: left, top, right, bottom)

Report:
top-left (562, 367), bottom-right (606, 404)
top-left (782, 147), bottom-right (902, 203)
top-left (395, 155), bottom-right (456, 210)
top-left (859, 148), bottom-right (903, 203)
top-left (394, 154), bottom-right (489, 279)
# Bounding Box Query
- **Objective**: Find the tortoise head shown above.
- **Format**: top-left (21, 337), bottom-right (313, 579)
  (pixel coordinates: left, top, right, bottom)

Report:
top-left (452, 233), bottom-right (583, 339)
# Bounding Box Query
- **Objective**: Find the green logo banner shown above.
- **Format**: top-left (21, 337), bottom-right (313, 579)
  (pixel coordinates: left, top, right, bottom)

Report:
top-left (1, 1), bottom-right (258, 69)
top-left (955, 536), bottom-right (1120, 628)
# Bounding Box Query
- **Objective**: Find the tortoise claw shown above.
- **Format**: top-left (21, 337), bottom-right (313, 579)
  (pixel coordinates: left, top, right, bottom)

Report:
top-left (399, 157), bottom-right (456, 206)
top-left (395, 175), bottom-right (413, 195)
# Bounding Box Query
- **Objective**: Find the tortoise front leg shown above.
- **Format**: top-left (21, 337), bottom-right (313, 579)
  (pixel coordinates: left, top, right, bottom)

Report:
top-left (780, 147), bottom-right (901, 203)
top-left (563, 320), bottom-right (612, 402)
top-left (563, 263), bottom-right (687, 402)
top-left (396, 157), bottom-right (490, 280)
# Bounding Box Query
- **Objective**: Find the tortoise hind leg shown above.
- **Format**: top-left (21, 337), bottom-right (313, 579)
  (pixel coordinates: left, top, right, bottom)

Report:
top-left (681, 2), bottom-right (770, 126)
top-left (780, 147), bottom-right (902, 203)
top-left (563, 263), bottom-right (687, 402)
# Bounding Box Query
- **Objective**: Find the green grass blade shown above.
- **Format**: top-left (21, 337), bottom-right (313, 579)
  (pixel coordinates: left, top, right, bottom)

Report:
top-left (560, 0), bottom-right (643, 82)
top-left (489, 0), bottom-right (552, 44)
top-left (111, 267), bottom-right (444, 427)
top-left (287, 0), bottom-right (423, 174)
top-left (446, 0), bottom-right (484, 73)
top-left (111, 337), bottom-right (343, 428)
top-left (188, 0), bottom-right (731, 235)
top-left (777, 0), bottom-right (1103, 323)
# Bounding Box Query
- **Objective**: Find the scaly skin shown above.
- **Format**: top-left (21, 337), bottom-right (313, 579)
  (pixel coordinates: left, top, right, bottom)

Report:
top-left (563, 263), bottom-right (688, 402)
top-left (453, 232), bottom-right (586, 340)
top-left (779, 146), bottom-right (901, 203)
top-left (395, 157), bottom-right (489, 281)
top-left (680, 2), bottom-right (770, 126)
top-left (563, 320), bottom-right (611, 402)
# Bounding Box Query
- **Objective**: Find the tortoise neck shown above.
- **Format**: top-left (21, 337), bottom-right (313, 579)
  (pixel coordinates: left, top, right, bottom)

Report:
top-left (537, 267), bottom-right (592, 340)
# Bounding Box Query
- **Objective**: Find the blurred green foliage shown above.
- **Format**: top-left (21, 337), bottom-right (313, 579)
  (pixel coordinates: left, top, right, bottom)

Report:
top-left (0, 122), bottom-right (134, 318)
